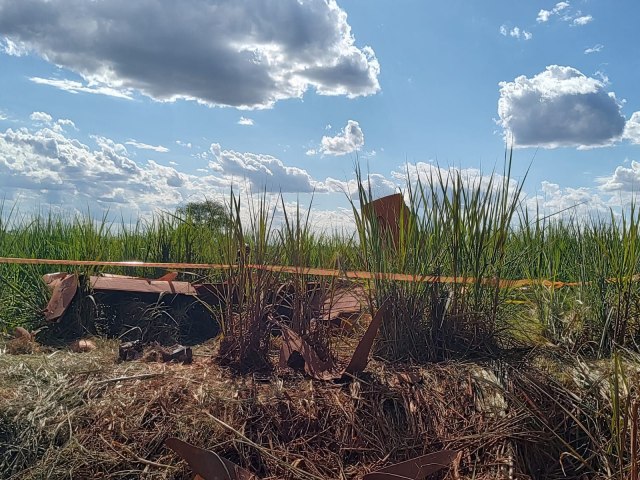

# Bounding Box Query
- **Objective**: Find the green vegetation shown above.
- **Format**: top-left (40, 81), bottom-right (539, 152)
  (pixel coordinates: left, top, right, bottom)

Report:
top-left (3, 159), bottom-right (640, 478)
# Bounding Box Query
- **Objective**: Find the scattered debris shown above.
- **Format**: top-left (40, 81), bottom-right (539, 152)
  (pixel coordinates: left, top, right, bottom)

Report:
top-left (118, 340), bottom-right (144, 361)
top-left (142, 343), bottom-right (193, 364)
top-left (277, 300), bottom-right (389, 380)
top-left (165, 436), bottom-right (457, 480)
top-left (70, 339), bottom-right (96, 353)
top-left (362, 450), bottom-right (459, 480)
top-left (165, 437), bottom-right (256, 480)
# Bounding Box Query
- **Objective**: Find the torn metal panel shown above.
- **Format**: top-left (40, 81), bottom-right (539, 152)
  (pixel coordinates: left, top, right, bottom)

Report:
top-left (343, 299), bottom-right (389, 376)
top-left (278, 300), bottom-right (388, 380)
top-left (278, 324), bottom-right (337, 381)
top-left (362, 450), bottom-right (459, 480)
top-left (362, 193), bottom-right (410, 248)
top-left (43, 273), bottom-right (78, 322)
top-left (165, 437), bottom-right (256, 480)
top-left (321, 285), bottom-right (367, 325)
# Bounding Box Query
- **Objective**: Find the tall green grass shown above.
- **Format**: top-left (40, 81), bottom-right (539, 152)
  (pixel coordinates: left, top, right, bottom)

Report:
top-left (2, 163), bottom-right (640, 362)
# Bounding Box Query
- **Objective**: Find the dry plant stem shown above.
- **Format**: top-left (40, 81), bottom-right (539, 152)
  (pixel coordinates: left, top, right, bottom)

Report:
top-left (204, 411), bottom-right (325, 480)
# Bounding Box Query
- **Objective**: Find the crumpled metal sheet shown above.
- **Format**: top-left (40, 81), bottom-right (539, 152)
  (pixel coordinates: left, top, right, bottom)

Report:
top-left (321, 285), bottom-right (366, 324)
top-left (165, 437), bottom-right (256, 480)
top-left (278, 299), bottom-right (389, 380)
top-left (362, 449), bottom-right (459, 480)
top-left (43, 273), bottom-right (78, 322)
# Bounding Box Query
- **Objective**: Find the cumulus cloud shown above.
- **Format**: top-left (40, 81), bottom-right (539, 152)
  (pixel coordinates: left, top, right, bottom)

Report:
top-left (598, 161), bottom-right (640, 192)
top-left (238, 116), bottom-right (254, 126)
top-left (624, 112), bottom-right (640, 145)
top-left (584, 44), bottom-right (604, 54)
top-left (573, 15), bottom-right (593, 26)
top-left (30, 111), bottom-right (52, 124)
top-left (320, 120), bottom-right (364, 156)
top-left (0, 124), bottom-right (229, 211)
top-left (537, 2), bottom-right (571, 23)
top-left (325, 173), bottom-right (397, 200)
top-left (208, 143), bottom-right (326, 193)
top-left (497, 65), bottom-right (626, 149)
top-left (1, 0), bottom-right (380, 109)
top-left (527, 180), bottom-right (608, 217)
top-left (125, 140), bottom-right (169, 153)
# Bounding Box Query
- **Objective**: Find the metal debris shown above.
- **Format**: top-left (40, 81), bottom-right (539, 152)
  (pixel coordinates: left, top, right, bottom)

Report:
top-left (165, 437), bottom-right (256, 480)
top-left (43, 272), bottom-right (78, 322)
top-left (362, 193), bottom-right (410, 248)
top-left (362, 449), bottom-right (459, 480)
top-left (118, 340), bottom-right (144, 361)
top-left (278, 300), bottom-right (389, 380)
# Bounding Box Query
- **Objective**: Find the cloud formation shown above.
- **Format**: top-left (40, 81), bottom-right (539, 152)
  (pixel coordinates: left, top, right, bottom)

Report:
top-left (320, 120), bottom-right (364, 156)
top-left (0, 0), bottom-right (380, 109)
top-left (208, 143), bottom-right (325, 193)
top-left (623, 112), bottom-right (640, 145)
top-left (498, 65), bottom-right (626, 149)
top-left (0, 125), bottom-right (222, 211)
top-left (125, 140), bottom-right (169, 153)
top-left (30, 111), bottom-right (52, 124)
top-left (584, 44), bottom-right (604, 55)
top-left (598, 161), bottom-right (640, 193)
top-left (537, 2), bottom-right (569, 23)
top-left (237, 117), bottom-right (254, 126)
top-left (499, 25), bottom-right (532, 40)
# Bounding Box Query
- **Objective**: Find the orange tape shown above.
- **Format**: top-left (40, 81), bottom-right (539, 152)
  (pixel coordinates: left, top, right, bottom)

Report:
top-left (0, 256), bottom-right (583, 289)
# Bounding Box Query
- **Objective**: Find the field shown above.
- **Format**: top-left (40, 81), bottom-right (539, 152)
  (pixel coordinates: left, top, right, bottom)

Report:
top-left (2, 163), bottom-right (640, 479)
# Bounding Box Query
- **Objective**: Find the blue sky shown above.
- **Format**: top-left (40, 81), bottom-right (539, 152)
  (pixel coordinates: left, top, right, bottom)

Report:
top-left (1, 0), bottom-right (639, 228)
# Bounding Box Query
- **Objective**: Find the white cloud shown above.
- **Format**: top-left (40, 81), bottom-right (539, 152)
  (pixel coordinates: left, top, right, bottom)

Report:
top-left (125, 140), bottom-right (169, 153)
top-left (498, 65), bottom-right (626, 148)
top-left (325, 173), bottom-right (397, 200)
top-left (597, 161), bottom-right (640, 193)
top-left (56, 118), bottom-right (76, 130)
top-left (320, 120), bottom-right (364, 156)
top-left (500, 25), bottom-right (532, 40)
top-left (573, 15), bottom-right (593, 26)
top-left (305, 148), bottom-right (318, 156)
top-left (2, 0), bottom-right (380, 109)
top-left (176, 140), bottom-right (192, 149)
top-left (29, 111), bottom-right (52, 124)
top-left (527, 180), bottom-right (609, 217)
top-left (237, 116), bottom-right (254, 126)
top-left (537, 10), bottom-right (552, 23)
top-left (584, 44), bottom-right (604, 54)
top-left (29, 77), bottom-right (134, 100)
top-left (0, 125), bottom-right (225, 211)
top-left (624, 112), bottom-right (640, 145)
top-left (208, 143), bottom-right (326, 193)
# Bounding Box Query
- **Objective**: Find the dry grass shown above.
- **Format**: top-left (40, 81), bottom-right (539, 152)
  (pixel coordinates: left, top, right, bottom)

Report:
top-left (0, 339), bottom-right (526, 479)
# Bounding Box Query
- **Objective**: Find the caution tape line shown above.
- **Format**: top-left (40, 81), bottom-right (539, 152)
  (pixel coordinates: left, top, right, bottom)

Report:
top-left (0, 256), bottom-right (611, 289)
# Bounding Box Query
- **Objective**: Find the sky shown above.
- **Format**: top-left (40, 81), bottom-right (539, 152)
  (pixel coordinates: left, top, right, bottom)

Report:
top-left (1, 0), bottom-right (640, 229)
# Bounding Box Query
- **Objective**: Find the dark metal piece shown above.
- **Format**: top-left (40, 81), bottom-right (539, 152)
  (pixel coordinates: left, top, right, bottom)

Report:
top-left (165, 437), bottom-right (255, 480)
top-left (43, 273), bottom-right (78, 322)
top-left (118, 340), bottom-right (144, 361)
top-left (164, 345), bottom-right (193, 364)
top-left (278, 324), bottom-right (337, 380)
top-left (278, 300), bottom-right (389, 380)
top-left (362, 450), bottom-right (459, 480)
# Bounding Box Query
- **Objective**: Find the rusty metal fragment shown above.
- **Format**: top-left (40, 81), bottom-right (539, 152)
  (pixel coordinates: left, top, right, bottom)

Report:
top-left (165, 437), bottom-right (255, 480)
top-left (157, 271), bottom-right (179, 282)
top-left (362, 450), bottom-right (459, 480)
top-left (118, 340), bottom-right (144, 361)
top-left (344, 299), bottom-right (389, 376)
top-left (362, 193), bottom-right (410, 248)
top-left (278, 300), bottom-right (389, 380)
top-left (43, 272), bottom-right (78, 322)
top-left (278, 324), bottom-right (337, 380)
